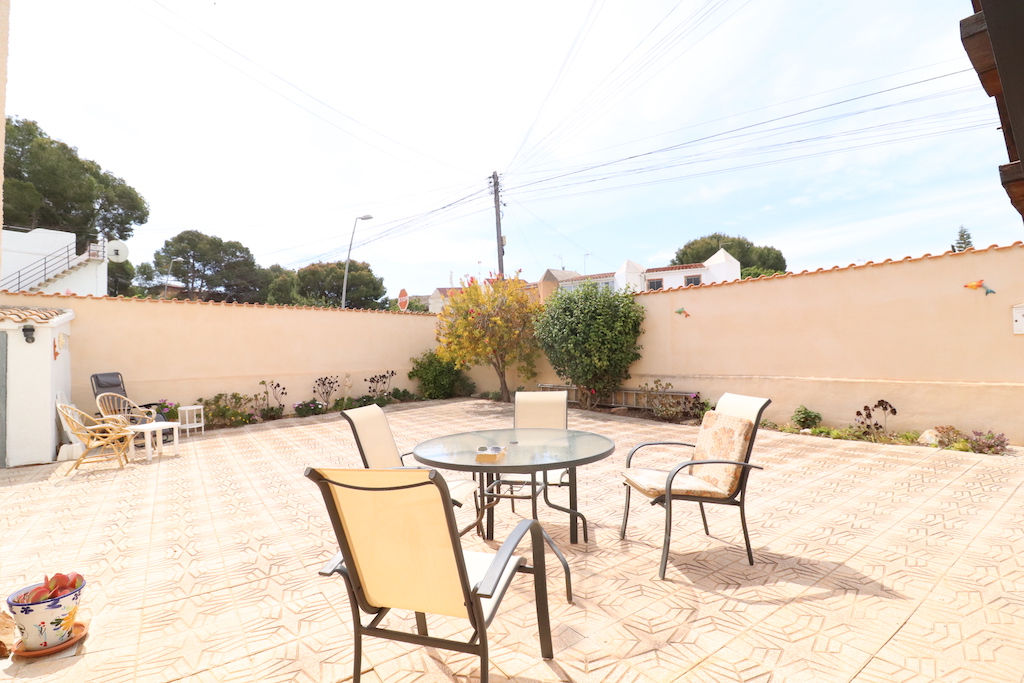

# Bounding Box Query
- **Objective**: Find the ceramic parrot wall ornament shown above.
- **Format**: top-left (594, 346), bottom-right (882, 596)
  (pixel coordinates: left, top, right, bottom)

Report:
top-left (964, 280), bottom-right (996, 295)
top-left (675, 307), bottom-right (691, 317)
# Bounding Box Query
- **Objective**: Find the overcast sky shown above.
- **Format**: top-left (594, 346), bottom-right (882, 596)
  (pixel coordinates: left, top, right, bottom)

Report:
top-left (6, 0), bottom-right (1021, 297)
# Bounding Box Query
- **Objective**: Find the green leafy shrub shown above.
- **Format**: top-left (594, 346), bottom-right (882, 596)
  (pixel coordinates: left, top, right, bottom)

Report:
top-left (639, 379), bottom-right (705, 422)
top-left (391, 388), bottom-right (419, 402)
top-left (408, 350), bottom-right (475, 399)
top-left (759, 419), bottom-right (780, 430)
top-left (966, 430), bottom-right (1009, 454)
top-left (198, 393), bottom-right (256, 427)
top-left (293, 399), bottom-right (327, 417)
top-left (535, 280), bottom-right (644, 410)
top-left (791, 405), bottom-right (822, 429)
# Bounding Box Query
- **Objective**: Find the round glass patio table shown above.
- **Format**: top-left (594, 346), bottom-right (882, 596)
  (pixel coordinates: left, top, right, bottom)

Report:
top-left (413, 428), bottom-right (615, 543)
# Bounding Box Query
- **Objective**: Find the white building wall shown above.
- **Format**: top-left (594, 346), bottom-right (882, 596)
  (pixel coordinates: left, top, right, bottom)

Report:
top-left (1, 229), bottom-right (108, 296)
top-left (0, 228), bottom-right (76, 275)
top-left (702, 248), bottom-right (742, 283)
top-left (1, 310), bottom-right (75, 466)
top-left (660, 267), bottom-right (709, 289)
top-left (614, 260), bottom-right (645, 292)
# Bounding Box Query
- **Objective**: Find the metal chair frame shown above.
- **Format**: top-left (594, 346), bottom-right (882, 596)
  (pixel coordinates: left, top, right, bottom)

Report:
top-left (620, 394), bottom-right (771, 578)
top-left (340, 404), bottom-right (482, 535)
top-left (305, 468), bottom-right (556, 683)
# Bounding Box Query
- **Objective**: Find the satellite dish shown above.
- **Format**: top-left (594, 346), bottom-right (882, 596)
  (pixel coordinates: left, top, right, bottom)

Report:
top-left (106, 240), bottom-right (129, 263)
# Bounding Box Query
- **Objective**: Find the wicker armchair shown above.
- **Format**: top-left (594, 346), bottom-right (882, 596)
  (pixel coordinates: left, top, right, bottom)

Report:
top-left (96, 392), bottom-right (156, 426)
top-left (56, 404), bottom-right (134, 475)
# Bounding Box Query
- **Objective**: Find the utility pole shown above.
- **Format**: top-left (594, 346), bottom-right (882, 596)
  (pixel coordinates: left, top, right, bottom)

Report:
top-left (492, 171), bottom-right (505, 277)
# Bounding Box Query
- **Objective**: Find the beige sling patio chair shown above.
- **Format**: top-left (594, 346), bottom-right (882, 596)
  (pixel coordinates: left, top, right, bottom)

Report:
top-left (305, 467), bottom-right (555, 683)
top-left (96, 392), bottom-right (156, 426)
top-left (340, 404), bottom-right (480, 533)
top-left (491, 391), bottom-right (591, 536)
top-left (56, 404), bottom-right (134, 475)
top-left (620, 393), bottom-right (772, 578)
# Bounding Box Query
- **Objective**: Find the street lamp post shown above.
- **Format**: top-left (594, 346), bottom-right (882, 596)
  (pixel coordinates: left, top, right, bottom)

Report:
top-left (162, 257), bottom-right (184, 299)
top-left (341, 214), bottom-right (373, 309)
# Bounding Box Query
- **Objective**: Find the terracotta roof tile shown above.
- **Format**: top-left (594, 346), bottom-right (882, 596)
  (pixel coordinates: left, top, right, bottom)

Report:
top-left (645, 262), bottom-right (704, 273)
top-left (0, 305), bottom-right (70, 323)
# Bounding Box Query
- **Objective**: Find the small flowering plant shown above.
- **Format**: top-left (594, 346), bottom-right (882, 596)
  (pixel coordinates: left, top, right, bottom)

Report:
top-left (293, 399), bottom-right (327, 417)
top-left (153, 399), bottom-right (179, 421)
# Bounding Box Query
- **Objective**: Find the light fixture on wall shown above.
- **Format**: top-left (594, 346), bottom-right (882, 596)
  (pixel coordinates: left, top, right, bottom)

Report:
top-left (22, 325), bottom-right (35, 343)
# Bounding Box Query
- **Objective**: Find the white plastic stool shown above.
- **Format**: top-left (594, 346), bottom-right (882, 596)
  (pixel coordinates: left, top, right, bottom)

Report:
top-left (178, 405), bottom-right (205, 436)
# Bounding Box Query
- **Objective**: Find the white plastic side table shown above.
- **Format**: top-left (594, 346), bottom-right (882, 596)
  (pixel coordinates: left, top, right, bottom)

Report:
top-left (178, 405), bottom-right (205, 436)
top-left (128, 421), bottom-right (180, 461)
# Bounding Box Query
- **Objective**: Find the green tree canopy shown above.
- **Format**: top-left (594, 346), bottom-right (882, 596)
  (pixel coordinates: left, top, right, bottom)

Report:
top-left (4, 117), bottom-right (148, 248)
top-left (534, 280), bottom-right (645, 409)
top-left (107, 260), bottom-right (137, 297)
top-left (436, 276), bottom-right (542, 402)
top-left (150, 230), bottom-right (264, 302)
top-left (671, 233), bottom-right (786, 274)
top-left (296, 261), bottom-right (387, 309)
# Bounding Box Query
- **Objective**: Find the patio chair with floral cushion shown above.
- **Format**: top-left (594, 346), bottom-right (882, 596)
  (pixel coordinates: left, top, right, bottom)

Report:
top-left (305, 467), bottom-right (556, 683)
top-left (620, 393), bottom-right (772, 578)
top-left (340, 404), bottom-right (481, 535)
top-left (96, 392), bottom-right (156, 426)
top-left (56, 404), bottom-right (135, 475)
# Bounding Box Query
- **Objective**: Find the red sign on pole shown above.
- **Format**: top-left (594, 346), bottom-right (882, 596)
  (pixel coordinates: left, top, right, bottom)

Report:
top-left (398, 288), bottom-right (409, 312)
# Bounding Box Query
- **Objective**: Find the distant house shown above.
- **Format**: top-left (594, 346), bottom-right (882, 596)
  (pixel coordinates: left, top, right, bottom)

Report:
top-left (556, 249), bottom-right (740, 295)
top-left (428, 287), bottom-right (455, 313)
top-left (643, 249), bottom-right (741, 291)
top-left (536, 269), bottom-right (581, 300)
top-left (0, 227), bottom-right (109, 296)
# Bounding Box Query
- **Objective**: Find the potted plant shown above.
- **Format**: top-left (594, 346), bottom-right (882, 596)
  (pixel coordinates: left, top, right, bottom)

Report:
top-left (7, 572), bottom-right (85, 653)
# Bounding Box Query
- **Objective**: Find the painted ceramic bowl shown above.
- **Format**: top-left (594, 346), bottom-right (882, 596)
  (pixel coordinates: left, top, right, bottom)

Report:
top-left (6, 580), bottom-right (85, 651)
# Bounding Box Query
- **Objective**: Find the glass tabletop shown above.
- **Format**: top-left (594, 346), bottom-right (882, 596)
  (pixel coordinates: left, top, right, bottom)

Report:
top-left (412, 428), bottom-right (615, 474)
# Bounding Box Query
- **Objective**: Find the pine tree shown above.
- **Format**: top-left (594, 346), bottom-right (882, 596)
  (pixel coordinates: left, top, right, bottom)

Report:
top-left (952, 226), bottom-right (973, 252)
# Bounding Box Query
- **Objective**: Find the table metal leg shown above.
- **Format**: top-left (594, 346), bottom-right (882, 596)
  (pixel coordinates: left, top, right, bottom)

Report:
top-left (541, 468), bottom-right (589, 543)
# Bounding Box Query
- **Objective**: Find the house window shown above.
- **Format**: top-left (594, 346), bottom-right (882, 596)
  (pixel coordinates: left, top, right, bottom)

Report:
top-left (647, 279), bottom-right (663, 291)
top-left (684, 274), bottom-right (702, 287)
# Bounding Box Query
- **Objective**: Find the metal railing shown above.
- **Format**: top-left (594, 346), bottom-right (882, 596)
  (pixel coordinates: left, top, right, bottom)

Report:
top-left (0, 239), bottom-right (104, 293)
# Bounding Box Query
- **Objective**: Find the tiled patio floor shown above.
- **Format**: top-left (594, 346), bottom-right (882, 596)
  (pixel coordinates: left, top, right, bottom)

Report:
top-left (2, 399), bottom-right (1023, 682)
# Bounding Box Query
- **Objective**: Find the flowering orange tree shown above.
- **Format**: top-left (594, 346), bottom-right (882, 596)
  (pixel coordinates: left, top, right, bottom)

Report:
top-left (436, 275), bottom-right (542, 402)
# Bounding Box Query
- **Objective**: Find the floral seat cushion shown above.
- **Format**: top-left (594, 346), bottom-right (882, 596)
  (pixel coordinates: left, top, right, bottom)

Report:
top-left (621, 411), bottom-right (754, 500)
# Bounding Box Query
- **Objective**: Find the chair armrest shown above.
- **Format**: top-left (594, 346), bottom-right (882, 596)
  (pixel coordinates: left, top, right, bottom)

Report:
top-left (477, 518), bottom-right (539, 598)
top-left (666, 460), bottom-right (763, 487)
top-left (625, 441), bottom-right (695, 467)
top-left (140, 407), bottom-right (157, 420)
top-left (96, 415), bottom-right (130, 426)
top-left (318, 551), bottom-right (347, 577)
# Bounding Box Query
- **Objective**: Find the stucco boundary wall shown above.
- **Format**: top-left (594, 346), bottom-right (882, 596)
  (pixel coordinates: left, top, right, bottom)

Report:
top-left (0, 292), bottom-right (498, 414)
top-left (592, 243), bottom-right (1024, 444)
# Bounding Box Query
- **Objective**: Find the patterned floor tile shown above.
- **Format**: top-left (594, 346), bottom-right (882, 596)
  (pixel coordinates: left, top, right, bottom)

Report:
top-left (2, 400), bottom-right (1023, 682)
